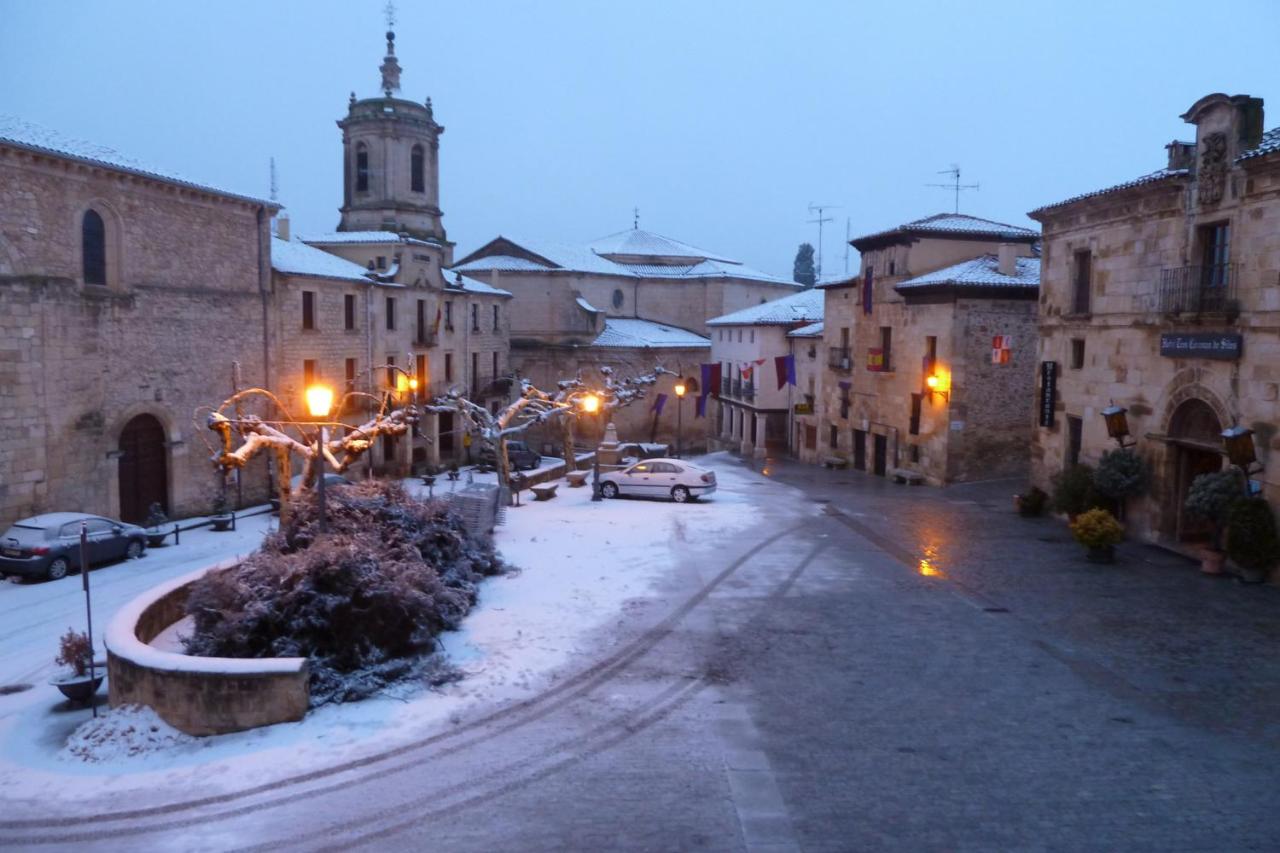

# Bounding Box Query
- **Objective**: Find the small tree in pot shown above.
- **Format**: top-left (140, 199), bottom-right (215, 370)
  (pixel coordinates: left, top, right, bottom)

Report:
top-left (210, 492), bottom-right (233, 532)
top-left (1051, 464), bottom-right (1103, 519)
top-left (1184, 470), bottom-right (1240, 574)
top-left (50, 628), bottom-right (103, 703)
top-left (144, 502), bottom-right (169, 548)
top-left (1225, 497), bottom-right (1280, 584)
top-left (1093, 449), bottom-right (1148, 521)
top-left (1070, 508), bottom-right (1124, 563)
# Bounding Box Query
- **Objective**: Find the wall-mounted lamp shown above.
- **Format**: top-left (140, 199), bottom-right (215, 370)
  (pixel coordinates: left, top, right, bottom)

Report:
top-left (924, 372), bottom-right (949, 402)
top-left (1101, 405), bottom-right (1135, 449)
top-left (1222, 425), bottom-right (1263, 478)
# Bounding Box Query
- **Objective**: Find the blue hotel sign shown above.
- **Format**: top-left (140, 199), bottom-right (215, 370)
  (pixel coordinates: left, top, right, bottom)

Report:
top-left (1159, 333), bottom-right (1243, 361)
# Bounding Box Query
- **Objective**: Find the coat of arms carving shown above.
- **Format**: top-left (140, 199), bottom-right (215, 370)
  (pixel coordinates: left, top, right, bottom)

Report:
top-left (1198, 132), bottom-right (1227, 206)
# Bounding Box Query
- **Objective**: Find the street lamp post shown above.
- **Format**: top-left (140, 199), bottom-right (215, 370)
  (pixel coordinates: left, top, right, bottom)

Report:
top-left (674, 380), bottom-right (687, 458)
top-left (306, 384), bottom-right (334, 533)
top-left (581, 393), bottom-right (603, 502)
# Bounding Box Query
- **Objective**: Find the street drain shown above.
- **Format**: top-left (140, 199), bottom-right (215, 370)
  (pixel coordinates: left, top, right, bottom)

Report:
top-left (0, 683), bottom-right (33, 696)
top-left (983, 607), bottom-right (1010, 613)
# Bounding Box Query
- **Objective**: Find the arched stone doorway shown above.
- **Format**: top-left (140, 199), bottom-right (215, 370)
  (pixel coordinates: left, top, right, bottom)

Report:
top-left (1166, 399), bottom-right (1224, 543)
top-left (119, 414), bottom-right (168, 524)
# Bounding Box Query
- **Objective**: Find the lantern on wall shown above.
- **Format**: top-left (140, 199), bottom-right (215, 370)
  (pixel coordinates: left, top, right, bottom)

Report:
top-left (1101, 405), bottom-right (1134, 449)
top-left (1222, 425), bottom-right (1261, 475)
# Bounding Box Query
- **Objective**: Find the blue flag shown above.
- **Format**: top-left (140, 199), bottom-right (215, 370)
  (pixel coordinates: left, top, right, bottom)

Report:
top-left (651, 393), bottom-right (668, 415)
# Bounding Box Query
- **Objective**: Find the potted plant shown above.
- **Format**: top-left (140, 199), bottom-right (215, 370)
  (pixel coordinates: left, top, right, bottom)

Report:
top-left (49, 628), bottom-right (103, 704)
top-left (1070, 508), bottom-right (1124, 563)
top-left (210, 493), bottom-right (233, 532)
top-left (1184, 470), bottom-right (1240, 574)
top-left (144, 502), bottom-right (169, 548)
top-left (1051, 464), bottom-right (1102, 519)
top-left (1093, 449), bottom-right (1148, 521)
top-left (1014, 486), bottom-right (1048, 518)
top-left (1226, 497), bottom-right (1280, 584)
top-left (446, 462), bottom-right (460, 482)
top-left (421, 463), bottom-right (438, 487)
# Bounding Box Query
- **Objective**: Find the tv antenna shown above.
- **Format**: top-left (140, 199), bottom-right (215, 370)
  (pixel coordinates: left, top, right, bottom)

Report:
top-left (807, 203), bottom-right (841, 282)
top-left (384, 0), bottom-right (397, 29)
top-left (927, 165), bottom-right (979, 213)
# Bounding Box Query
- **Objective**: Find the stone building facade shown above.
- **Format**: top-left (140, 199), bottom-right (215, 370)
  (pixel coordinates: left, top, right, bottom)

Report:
top-left (0, 117), bottom-right (277, 526)
top-left (819, 214), bottom-right (1040, 483)
top-left (1029, 93), bottom-right (1280, 556)
top-left (706, 289), bottom-right (824, 458)
top-left (787, 320), bottom-right (825, 463)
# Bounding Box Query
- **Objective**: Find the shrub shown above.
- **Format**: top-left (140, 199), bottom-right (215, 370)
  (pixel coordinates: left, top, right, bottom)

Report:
top-left (1051, 464), bottom-right (1102, 516)
top-left (1226, 498), bottom-right (1280, 574)
top-left (183, 480), bottom-right (503, 704)
top-left (1094, 449), bottom-right (1148, 501)
top-left (144, 503), bottom-right (168, 530)
top-left (1185, 470), bottom-right (1240, 550)
top-left (1017, 486), bottom-right (1048, 517)
top-left (1070, 508), bottom-right (1124, 549)
top-left (56, 629), bottom-right (93, 678)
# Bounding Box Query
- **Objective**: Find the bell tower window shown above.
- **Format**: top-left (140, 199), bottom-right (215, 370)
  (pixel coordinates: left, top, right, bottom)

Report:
top-left (82, 209), bottom-right (107, 285)
top-left (355, 143), bottom-right (369, 193)
top-left (411, 145), bottom-right (425, 193)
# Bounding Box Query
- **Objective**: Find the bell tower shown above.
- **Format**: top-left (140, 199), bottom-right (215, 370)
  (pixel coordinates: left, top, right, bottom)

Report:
top-left (336, 23), bottom-right (445, 242)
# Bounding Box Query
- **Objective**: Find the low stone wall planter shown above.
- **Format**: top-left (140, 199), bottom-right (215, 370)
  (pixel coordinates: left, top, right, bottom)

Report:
top-left (105, 560), bottom-right (309, 737)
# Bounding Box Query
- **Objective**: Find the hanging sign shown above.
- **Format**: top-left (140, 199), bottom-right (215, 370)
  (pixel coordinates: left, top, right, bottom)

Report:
top-left (793, 402), bottom-right (814, 415)
top-left (1159, 333), bottom-right (1242, 361)
top-left (1038, 361), bottom-right (1057, 428)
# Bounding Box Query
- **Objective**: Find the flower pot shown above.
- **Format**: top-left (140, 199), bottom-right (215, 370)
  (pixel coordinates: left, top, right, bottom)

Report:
top-left (1085, 545), bottom-right (1115, 564)
top-left (146, 532), bottom-right (167, 548)
top-left (210, 515), bottom-right (233, 532)
top-left (1199, 548), bottom-right (1226, 575)
top-left (50, 673), bottom-right (104, 704)
top-left (421, 475), bottom-right (437, 487)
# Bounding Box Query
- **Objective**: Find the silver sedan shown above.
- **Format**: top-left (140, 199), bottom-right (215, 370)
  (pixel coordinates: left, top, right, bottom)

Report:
top-left (599, 459), bottom-right (717, 503)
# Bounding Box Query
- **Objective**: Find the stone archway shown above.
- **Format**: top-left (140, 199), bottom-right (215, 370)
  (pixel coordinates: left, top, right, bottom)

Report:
top-left (1166, 398), bottom-right (1225, 543)
top-left (118, 414), bottom-right (169, 524)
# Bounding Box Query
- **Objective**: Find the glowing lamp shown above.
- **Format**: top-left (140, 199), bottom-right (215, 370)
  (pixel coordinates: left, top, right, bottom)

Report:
top-left (923, 370), bottom-right (949, 401)
top-left (674, 381), bottom-right (687, 398)
top-left (305, 385), bottom-right (334, 419)
top-left (581, 394), bottom-right (600, 414)
top-left (925, 375), bottom-right (941, 390)
top-left (409, 378), bottom-right (419, 391)
top-left (1222, 426), bottom-right (1257, 469)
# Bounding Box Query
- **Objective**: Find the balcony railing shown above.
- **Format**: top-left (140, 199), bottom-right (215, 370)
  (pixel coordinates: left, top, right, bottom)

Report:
top-left (732, 379), bottom-right (743, 397)
top-left (414, 329), bottom-right (438, 348)
top-left (1158, 263), bottom-right (1238, 316)
top-left (828, 347), bottom-right (852, 371)
top-left (741, 384), bottom-right (755, 402)
top-left (721, 378), bottom-right (732, 397)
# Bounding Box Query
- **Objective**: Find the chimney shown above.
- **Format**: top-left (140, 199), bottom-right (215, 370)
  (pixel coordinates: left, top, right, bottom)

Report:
top-left (1165, 141), bottom-right (1195, 170)
top-left (997, 243), bottom-right (1018, 277)
top-left (275, 212), bottom-right (290, 242)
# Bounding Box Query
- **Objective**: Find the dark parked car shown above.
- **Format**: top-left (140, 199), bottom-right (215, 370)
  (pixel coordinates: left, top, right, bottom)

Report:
top-left (477, 440), bottom-right (542, 471)
top-left (0, 512), bottom-right (147, 581)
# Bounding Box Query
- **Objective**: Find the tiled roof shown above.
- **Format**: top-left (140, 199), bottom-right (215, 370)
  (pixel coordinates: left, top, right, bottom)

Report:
top-left (575, 296), bottom-right (604, 313)
top-left (895, 255), bottom-right (1040, 291)
top-left (589, 228), bottom-right (734, 262)
top-left (619, 258), bottom-right (796, 287)
top-left (301, 231), bottom-right (441, 247)
top-left (852, 213), bottom-right (1038, 247)
top-left (788, 321), bottom-right (824, 338)
top-left (455, 274), bottom-right (512, 298)
top-left (271, 238), bottom-right (372, 283)
top-left (1029, 168), bottom-right (1188, 214)
top-left (0, 114), bottom-right (274, 207)
top-left (591, 318), bottom-right (710, 349)
top-left (706, 288), bottom-right (825, 326)
top-left (449, 254), bottom-right (551, 272)
top-left (1238, 126), bottom-right (1280, 162)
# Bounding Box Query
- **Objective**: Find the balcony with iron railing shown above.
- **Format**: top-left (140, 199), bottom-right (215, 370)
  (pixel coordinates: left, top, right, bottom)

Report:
top-left (1158, 263), bottom-right (1239, 317)
top-left (740, 384), bottom-right (755, 402)
top-left (731, 379), bottom-right (743, 398)
top-left (721, 377), bottom-right (732, 397)
top-left (827, 347), bottom-right (852, 372)
top-left (414, 328), bottom-right (438, 348)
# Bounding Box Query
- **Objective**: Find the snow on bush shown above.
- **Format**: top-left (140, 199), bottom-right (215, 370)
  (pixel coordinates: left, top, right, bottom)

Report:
top-left (63, 704), bottom-right (194, 762)
top-left (182, 481), bottom-right (503, 704)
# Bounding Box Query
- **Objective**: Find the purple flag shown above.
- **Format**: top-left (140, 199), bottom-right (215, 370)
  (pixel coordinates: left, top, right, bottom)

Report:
top-left (775, 354), bottom-right (796, 390)
top-left (695, 395), bottom-right (707, 418)
top-left (651, 392), bottom-right (667, 415)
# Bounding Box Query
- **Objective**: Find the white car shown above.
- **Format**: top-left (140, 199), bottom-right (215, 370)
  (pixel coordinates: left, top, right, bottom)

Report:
top-left (599, 458), bottom-right (717, 503)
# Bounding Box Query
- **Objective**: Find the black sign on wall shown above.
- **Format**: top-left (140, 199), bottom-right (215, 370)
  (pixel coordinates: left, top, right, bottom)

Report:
top-left (1039, 361), bottom-right (1058, 428)
top-left (1159, 332), bottom-right (1243, 361)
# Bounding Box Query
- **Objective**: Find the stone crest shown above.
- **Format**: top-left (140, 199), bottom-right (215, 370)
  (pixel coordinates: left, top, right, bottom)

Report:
top-left (1197, 132), bottom-right (1227, 206)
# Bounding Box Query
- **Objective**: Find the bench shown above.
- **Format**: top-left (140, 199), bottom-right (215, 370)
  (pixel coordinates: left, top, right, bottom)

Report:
top-left (823, 456), bottom-right (849, 470)
top-left (889, 468), bottom-right (925, 485)
top-left (530, 483), bottom-right (559, 501)
top-left (565, 470), bottom-right (589, 488)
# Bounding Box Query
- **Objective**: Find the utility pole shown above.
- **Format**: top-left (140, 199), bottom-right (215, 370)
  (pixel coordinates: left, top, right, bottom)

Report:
top-left (807, 203), bottom-right (841, 283)
top-left (843, 217), bottom-right (851, 277)
top-left (927, 165), bottom-right (979, 214)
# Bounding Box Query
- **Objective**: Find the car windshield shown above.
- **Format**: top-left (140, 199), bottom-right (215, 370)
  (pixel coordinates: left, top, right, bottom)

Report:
top-left (3, 524), bottom-right (50, 544)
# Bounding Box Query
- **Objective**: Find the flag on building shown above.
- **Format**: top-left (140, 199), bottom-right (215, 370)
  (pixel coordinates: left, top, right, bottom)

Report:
top-left (695, 395), bottom-right (707, 418)
top-left (774, 354), bottom-right (796, 390)
top-left (651, 393), bottom-right (668, 415)
top-left (701, 362), bottom-right (722, 397)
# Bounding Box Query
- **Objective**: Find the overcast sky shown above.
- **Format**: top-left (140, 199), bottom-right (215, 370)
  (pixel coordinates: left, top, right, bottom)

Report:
top-left (3, 0), bottom-right (1278, 279)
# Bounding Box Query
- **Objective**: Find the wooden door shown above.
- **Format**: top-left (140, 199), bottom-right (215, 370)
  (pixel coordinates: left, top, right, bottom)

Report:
top-left (118, 414), bottom-right (167, 524)
top-left (873, 434), bottom-right (888, 476)
top-left (853, 430), bottom-right (867, 471)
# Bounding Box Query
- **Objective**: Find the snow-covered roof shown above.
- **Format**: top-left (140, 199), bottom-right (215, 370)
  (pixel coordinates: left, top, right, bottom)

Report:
top-left (1030, 168), bottom-right (1189, 215)
top-left (1237, 126), bottom-right (1280, 162)
top-left (788, 321), bottom-right (824, 338)
top-left (0, 115), bottom-right (274, 207)
top-left (591, 318), bottom-right (710, 349)
top-left (301, 231), bottom-right (442, 247)
top-left (576, 296), bottom-right (604, 313)
top-left (449, 254), bottom-right (551, 272)
top-left (588, 228), bottom-right (733, 262)
top-left (852, 213), bottom-right (1038, 248)
top-left (622, 257), bottom-right (796, 287)
top-left (706, 288), bottom-right (824, 327)
top-left (896, 255), bottom-right (1040, 291)
top-left (271, 238), bottom-right (373, 283)
top-left (455, 273), bottom-right (512, 298)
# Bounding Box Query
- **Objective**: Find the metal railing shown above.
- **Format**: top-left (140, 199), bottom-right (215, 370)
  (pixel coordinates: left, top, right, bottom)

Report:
top-left (414, 329), bottom-right (438, 347)
top-left (828, 347), bottom-right (852, 371)
top-left (741, 384), bottom-right (755, 402)
top-left (732, 379), bottom-right (743, 398)
top-left (721, 378), bottom-right (732, 397)
top-left (1158, 263), bottom-right (1238, 315)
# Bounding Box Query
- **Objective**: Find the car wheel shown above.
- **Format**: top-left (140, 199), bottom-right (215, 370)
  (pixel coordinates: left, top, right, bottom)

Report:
top-left (672, 486), bottom-right (691, 503)
top-left (126, 539), bottom-right (144, 560)
top-left (601, 482), bottom-right (619, 499)
top-left (46, 557), bottom-right (70, 581)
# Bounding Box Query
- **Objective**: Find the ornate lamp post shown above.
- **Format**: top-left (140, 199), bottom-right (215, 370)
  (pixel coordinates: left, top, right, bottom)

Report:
top-left (581, 393), bottom-right (603, 502)
top-left (306, 384), bottom-right (334, 533)
top-left (1101, 405), bottom-right (1135, 449)
top-left (673, 380), bottom-right (687, 458)
top-left (1222, 425), bottom-right (1262, 492)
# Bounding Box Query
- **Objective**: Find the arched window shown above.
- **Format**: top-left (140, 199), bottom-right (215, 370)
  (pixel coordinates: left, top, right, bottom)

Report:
top-left (411, 144), bottom-right (425, 193)
top-left (355, 143), bottom-right (369, 193)
top-left (82, 209), bottom-right (106, 285)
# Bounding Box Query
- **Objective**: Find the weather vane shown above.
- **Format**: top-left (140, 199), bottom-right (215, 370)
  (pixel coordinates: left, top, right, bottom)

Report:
top-left (384, 0), bottom-right (396, 30)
